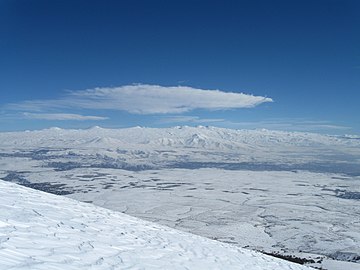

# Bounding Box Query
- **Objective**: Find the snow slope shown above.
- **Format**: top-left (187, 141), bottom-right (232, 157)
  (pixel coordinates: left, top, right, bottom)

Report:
top-left (0, 180), bottom-right (310, 270)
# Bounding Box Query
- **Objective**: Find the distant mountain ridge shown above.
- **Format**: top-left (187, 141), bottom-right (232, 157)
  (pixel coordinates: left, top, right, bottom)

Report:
top-left (1, 125), bottom-right (359, 148)
top-left (0, 126), bottom-right (359, 175)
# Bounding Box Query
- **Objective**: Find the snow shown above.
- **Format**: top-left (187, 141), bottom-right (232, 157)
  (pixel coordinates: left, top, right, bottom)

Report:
top-left (0, 180), bottom-right (310, 270)
top-left (321, 259), bottom-right (360, 270)
top-left (1, 126), bottom-right (359, 179)
top-left (0, 126), bottom-right (359, 269)
top-left (30, 167), bottom-right (358, 269)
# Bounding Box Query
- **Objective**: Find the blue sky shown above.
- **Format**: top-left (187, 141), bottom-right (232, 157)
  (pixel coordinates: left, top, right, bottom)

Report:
top-left (0, 0), bottom-right (359, 133)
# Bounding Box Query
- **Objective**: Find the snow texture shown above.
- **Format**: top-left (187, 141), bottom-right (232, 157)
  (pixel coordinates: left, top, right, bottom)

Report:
top-left (0, 180), bottom-right (309, 270)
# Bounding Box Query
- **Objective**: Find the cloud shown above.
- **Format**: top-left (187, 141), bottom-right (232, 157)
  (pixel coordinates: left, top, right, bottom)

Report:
top-left (156, 116), bottom-right (350, 132)
top-left (159, 115), bottom-right (225, 124)
top-left (23, 113), bottom-right (108, 121)
top-left (6, 84), bottom-right (273, 114)
top-left (224, 119), bottom-right (351, 131)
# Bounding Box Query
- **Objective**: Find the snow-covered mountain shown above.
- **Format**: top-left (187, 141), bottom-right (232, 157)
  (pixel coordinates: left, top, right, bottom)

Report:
top-left (2, 125), bottom-right (359, 150)
top-left (0, 126), bottom-right (359, 174)
top-left (0, 180), bottom-right (310, 270)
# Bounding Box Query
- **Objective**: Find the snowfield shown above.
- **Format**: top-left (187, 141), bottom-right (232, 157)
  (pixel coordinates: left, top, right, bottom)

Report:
top-left (0, 126), bottom-right (359, 269)
top-left (0, 180), bottom-right (310, 270)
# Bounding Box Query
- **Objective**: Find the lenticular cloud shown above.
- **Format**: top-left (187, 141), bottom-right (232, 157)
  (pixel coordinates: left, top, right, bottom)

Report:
top-left (23, 112), bottom-right (108, 121)
top-left (7, 84), bottom-right (273, 114)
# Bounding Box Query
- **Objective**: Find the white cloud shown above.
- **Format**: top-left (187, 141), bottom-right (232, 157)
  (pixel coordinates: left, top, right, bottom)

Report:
top-left (23, 113), bottom-right (108, 121)
top-left (7, 84), bottom-right (273, 114)
top-left (159, 116), bottom-right (225, 124)
top-left (224, 119), bottom-right (351, 131)
top-left (156, 117), bottom-right (350, 132)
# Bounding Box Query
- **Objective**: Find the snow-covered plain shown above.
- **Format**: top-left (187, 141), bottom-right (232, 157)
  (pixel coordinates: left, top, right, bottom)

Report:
top-left (0, 126), bottom-right (360, 269)
top-left (0, 180), bottom-right (312, 270)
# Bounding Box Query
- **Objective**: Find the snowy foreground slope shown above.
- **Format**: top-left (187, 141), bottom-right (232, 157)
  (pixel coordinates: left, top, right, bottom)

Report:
top-left (0, 180), bottom-right (309, 270)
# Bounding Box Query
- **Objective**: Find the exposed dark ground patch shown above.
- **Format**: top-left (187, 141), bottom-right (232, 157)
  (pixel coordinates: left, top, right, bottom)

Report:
top-left (168, 161), bottom-right (360, 176)
top-left (335, 190), bottom-right (360, 200)
top-left (261, 251), bottom-right (317, 265)
top-left (330, 251), bottom-right (360, 262)
top-left (320, 187), bottom-right (360, 200)
top-left (1, 172), bottom-right (75, 195)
